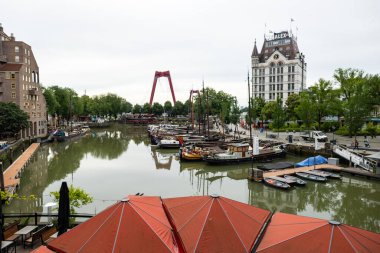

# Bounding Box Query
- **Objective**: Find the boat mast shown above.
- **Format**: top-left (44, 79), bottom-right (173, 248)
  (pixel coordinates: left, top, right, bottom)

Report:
top-left (247, 71), bottom-right (253, 146)
top-left (207, 89), bottom-right (210, 137)
top-left (202, 80), bottom-right (206, 135)
top-left (198, 92), bottom-right (201, 134)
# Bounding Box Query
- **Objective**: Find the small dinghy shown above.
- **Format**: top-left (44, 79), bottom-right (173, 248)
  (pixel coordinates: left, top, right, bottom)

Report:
top-left (284, 175), bottom-right (307, 186)
top-left (295, 172), bottom-right (327, 182)
top-left (310, 170), bottom-right (341, 179)
top-left (263, 178), bottom-right (291, 189)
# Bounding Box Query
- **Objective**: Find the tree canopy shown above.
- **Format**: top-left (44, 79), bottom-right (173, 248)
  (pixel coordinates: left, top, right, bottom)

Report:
top-left (0, 102), bottom-right (29, 135)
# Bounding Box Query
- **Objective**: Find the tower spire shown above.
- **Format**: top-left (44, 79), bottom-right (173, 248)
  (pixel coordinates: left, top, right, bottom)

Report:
top-left (251, 39), bottom-right (259, 57)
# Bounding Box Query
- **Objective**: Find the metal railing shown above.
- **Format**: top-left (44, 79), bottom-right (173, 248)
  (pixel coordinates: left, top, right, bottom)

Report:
top-left (2, 213), bottom-right (94, 226)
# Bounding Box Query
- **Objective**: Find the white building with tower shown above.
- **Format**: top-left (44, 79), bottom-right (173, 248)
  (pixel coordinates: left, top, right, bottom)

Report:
top-left (251, 30), bottom-right (306, 103)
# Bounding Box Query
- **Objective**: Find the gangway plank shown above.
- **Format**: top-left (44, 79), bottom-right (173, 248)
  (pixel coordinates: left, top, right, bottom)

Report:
top-left (333, 145), bottom-right (377, 172)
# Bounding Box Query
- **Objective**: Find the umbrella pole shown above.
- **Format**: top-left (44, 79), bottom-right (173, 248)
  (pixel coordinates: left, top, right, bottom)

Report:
top-left (251, 209), bottom-right (276, 253)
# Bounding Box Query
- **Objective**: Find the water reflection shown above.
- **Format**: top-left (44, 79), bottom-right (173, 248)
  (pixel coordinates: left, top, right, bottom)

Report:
top-left (4, 124), bottom-right (380, 233)
top-left (178, 156), bottom-right (380, 232)
top-left (150, 148), bottom-right (175, 170)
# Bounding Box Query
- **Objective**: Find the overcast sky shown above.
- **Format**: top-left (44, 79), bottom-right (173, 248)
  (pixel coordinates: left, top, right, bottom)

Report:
top-left (2, 0), bottom-right (379, 106)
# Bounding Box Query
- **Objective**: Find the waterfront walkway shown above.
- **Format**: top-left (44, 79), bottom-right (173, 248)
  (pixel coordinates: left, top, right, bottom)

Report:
top-left (3, 143), bottom-right (40, 188)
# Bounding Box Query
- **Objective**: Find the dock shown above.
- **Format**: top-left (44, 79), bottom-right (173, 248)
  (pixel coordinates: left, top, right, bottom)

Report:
top-left (263, 164), bottom-right (342, 177)
top-left (3, 143), bottom-right (40, 188)
top-left (340, 167), bottom-right (380, 180)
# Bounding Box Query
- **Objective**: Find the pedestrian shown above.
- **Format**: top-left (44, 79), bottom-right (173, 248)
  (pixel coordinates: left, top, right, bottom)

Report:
top-left (364, 136), bottom-right (370, 148)
top-left (354, 138), bottom-right (359, 149)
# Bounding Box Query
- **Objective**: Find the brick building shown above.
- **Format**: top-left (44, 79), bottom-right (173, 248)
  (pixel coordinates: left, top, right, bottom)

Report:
top-left (251, 30), bottom-right (307, 104)
top-left (0, 23), bottom-right (47, 138)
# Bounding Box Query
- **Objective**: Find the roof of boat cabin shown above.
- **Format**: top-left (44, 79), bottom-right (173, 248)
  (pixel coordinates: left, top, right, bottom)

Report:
top-left (228, 143), bottom-right (250, 147)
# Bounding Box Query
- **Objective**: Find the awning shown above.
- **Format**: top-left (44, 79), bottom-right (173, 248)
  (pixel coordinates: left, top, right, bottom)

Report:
top-left (257, 212), bottom-right (380, 252)
top-left (163, 195), bottom-right (270, 253)
top-left (48, 195), bottom-right (180, 253)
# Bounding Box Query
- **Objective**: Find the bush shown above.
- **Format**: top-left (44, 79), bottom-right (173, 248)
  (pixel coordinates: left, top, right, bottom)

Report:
top-left (321, 122), bottom-right (340, 132)
top-left (365, 122), bottom-right (377, 137)
top-left (336, 126), bottom-right (349, 136)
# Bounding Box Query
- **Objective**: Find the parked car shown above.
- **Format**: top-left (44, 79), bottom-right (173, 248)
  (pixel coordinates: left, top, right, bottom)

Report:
top-left (300, 131), bottom-right (328, 142)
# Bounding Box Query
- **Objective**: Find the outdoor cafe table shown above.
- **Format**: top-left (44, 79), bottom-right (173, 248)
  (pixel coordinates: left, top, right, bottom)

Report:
top-left (14, 225), bottom-right (38, 244)
top-left (1, 240), bottom-right (16, 253)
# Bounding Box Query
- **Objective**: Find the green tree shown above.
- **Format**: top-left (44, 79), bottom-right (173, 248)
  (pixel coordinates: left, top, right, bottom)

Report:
top-left (365, 74), bottom-right (380, 110)
top-left (132, 104), bottom-right (142, 114)
top-left (309, 79), bottom-right (340, 130)
top-left (50, 185), bottom-right (93, 216)
top-left (249, 96), bottom-right (266, 128)
top-left (285, 93), bottom-right (300, 121)
top-left (172, 101), bottom-right (184, 116)
top-left (295, 92), bottom-right (317, 129)
top-left (43, 87), bottom-right (59, 116)
top-left (121, 100), bottom-right (133, 113)
top-left (262, 101), bottom-right (277, 120)
top-left (0, 102), bottom-right (29, 136)
top-left (152, 102), bottom-right (164, 115)
top-left (272, 98), bottom-right (286, 131)
top-left (334, 68), bottom-right (372, 136)
top-left (80, 95), bottom-right (92, 116)
top-left (163, 101), bottom-right (173, 115)
top-left (183, 100), bottom-right (191, 116)
top-left (142, 103), bottom-right (152, 114)
top-left (230, 98), bottom-right (240, 125)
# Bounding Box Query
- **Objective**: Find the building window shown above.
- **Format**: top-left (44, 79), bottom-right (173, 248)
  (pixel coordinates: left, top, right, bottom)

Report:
top-left (11, 73), bottom-right (16, 79)
top-left (28, 50), bottom-right (30, 56)
top-left (11, 83), bottom-right (16, 89)
top-left (15, 56), bottom-right (20, 62)
top-left (15, 46), bottom-right (19, 53)
top-left (11, 92), bottom-right (16, 98)
top-left (292, 66), bottom-right (295, 72)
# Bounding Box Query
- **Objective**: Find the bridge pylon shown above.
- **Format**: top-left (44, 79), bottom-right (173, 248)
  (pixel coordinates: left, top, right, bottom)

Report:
top-left (149, 71), bottom-right (176, 106)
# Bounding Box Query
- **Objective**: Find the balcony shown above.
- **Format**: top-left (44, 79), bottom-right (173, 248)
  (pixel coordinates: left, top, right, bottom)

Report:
top-left (28, 88), bottom-right (37, 95)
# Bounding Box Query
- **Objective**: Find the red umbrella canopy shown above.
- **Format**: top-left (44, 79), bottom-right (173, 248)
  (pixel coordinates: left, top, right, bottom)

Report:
top-left (257, 212), bottom-right (380, 253)
top-left (48, 195), bottom-right (180, 253)
top-left (163, 195), bottom-right (271, 253)
top-left (31, 246), bottom-right (55, 253)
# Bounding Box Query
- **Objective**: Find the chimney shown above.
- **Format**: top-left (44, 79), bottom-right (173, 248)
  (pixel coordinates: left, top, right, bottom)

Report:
top-left (0, 23), bottom-right (3, 32)
top-left (10, 33), bottom-right (15, 41)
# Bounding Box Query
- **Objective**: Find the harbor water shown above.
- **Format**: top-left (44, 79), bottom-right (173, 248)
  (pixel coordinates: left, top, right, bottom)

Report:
top-left (5, 124), bottom-right (380, 233)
